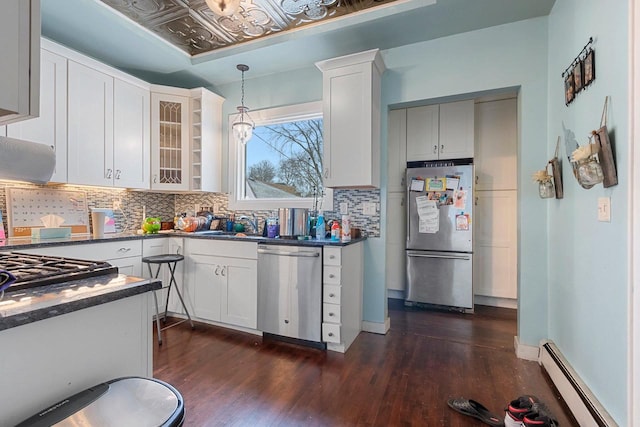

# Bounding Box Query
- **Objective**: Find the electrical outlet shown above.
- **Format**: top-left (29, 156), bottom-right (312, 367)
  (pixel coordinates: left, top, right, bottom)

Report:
top-left (598, 197), bottom-right (611, 222)
top-left (362, 202), bottom-right (377, 215)
top-left (113, 199), bottom-right (121, 210)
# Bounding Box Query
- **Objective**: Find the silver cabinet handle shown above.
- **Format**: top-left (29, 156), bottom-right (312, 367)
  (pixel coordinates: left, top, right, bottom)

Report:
top-left (115, 169), bottom-right (121, 180)
top-left (329, 293), bottom-right (335, 298)
top-left (433, 145), bottom-right (437, 154)
top-left (475, 175), bottom-right (479, 184)
top-left (153, 175), bottom-right (157, 183)
top-left (284, 319), bottom-right (289, 324)
top-left (117, 247), bottom-right (131, 253)
top-left (441, 144), bottom-right (444, 152)
top-left (215, 265), bottom-right (220, 276)
top-left (329, 255), bottom-right (335, 259)
top-left (407, 252), bottom-right (471, 261)
top-left (329, 274), bottom-right (335, 279)
top-left (328, 332), bottom-right (334, 337)
top-left (324, 168), bottom-right (329, 178)
top-left (257, 249), bottom-right (319, 258)
top-left (328, 312), bottom-right (335, 317)
top-left (106, 168), bottom-right (113, 179)
top-left (221, 266), bottom-right (226, 277)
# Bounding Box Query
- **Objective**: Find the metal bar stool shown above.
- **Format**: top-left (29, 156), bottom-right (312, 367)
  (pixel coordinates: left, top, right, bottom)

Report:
top-left (142, 254), bottom-right (194, 345)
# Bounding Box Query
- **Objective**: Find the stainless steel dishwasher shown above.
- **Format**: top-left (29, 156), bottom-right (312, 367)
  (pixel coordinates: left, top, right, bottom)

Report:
top-left (257, 244), bottom-right (322, 343)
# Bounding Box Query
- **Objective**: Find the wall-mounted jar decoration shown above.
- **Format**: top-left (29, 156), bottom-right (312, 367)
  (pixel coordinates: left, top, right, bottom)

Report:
top-left (532, 168), bottom-right (555, 199)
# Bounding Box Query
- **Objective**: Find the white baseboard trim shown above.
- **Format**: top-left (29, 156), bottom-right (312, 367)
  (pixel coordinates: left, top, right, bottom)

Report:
top-left (514, 336), bottom-right (540, 361)
top-left (363, 317), bottom-right (390, 335)
top-left (539, 340), bottom-right (616, 426)
top-left (474, 295), bottom-right (518, 309)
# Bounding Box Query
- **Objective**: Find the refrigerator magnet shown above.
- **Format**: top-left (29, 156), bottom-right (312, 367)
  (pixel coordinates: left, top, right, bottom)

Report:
top-left (410, 178), bottom-right (425, 192)
top-left (453, 188), bottom-right (467, 209)
top-left (445, 176), bottom-right (460, 190)
top-left (456, 213), bottom-right (470, 231)
top-left (426, 177), bottom-right (446, 191)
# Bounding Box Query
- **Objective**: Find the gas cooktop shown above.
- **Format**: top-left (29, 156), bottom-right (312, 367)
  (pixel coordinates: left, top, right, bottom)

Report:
top-left (0, 252), bottom-right (119, 292)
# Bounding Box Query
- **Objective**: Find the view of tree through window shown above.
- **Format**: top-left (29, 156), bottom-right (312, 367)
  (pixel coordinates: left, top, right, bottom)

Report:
top-left (244, 118), bottom-right (323, 200)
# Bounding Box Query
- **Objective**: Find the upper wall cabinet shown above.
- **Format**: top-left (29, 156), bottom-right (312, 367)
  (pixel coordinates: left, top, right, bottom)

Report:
top-left (316, 49), bottom-right (385, 188)
top-left (67, 60), bottom-right (150, 189)
top-left (474, 98), bottom-right (518, 191)
top-left (406, 100), bottom-right (474, 161)
top-left (0, 0), bottom-right (40, 125)
top-left (7, 48), bottom-right (68, 183)
top-left (150, 85), bottom-right (225, 192)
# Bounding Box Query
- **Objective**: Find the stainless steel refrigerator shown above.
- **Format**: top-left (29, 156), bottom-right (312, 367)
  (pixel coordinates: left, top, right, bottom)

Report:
top-left (405, 160), bottom-right (474, 309)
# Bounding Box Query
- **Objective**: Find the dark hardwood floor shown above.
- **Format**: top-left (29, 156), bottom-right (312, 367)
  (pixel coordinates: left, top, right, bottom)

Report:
top-left (154, 300), bottom-right (577, 426)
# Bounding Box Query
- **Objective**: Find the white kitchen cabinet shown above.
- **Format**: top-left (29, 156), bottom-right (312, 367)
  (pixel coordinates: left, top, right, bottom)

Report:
top-left (321, 243), bottom-right (363, 353)
top-left (473, 190), bottom-right (518, 300)
top-left (0, 0), bottom-right (40, 125)
top-left (475, 98), bottom-right (518, 191)
top-left (185, 240), bottom-right (258, 329)
top-left (385, 192), bottom-right (406, 293)
top-left (406, 100), bottom-right (474, 161)
top-left (387, 109), bottom-right (407, 193)
top-left (316, 49), bottom-right (385, 188)
top-left (8, 48), bottom-right (68, 183)
top-left (68, 60), bottom-right (150, 189)
top-left (406, 105), bottom-right (439, 162)
top-left (190, 88), bottom-right (225, 192)
top-left (67, 61), bottom-right (114, 187)
top-left (113, 79), bottom-right (150, 189)
top-left (151, 89), bottom-right (190, 191)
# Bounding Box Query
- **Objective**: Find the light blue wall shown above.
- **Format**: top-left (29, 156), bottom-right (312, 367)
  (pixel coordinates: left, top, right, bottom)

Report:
top-left (547, 0), bottom-right (629, 424)
top-left (380, 18), bottom-right (550, 343)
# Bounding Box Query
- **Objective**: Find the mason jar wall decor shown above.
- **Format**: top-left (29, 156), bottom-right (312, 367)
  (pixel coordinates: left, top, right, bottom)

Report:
top-left (532, 167), bottom-right (555, 199)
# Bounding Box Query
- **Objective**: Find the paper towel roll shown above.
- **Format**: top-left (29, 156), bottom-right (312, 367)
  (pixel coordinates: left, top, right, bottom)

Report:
top-left (0, 136), bottom-right (56, 184)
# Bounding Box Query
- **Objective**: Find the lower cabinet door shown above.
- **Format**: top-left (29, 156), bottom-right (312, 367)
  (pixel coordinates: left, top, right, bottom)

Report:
top-left (109, 256), bottom-right (141, 277)
top-left (188, 254), bottom-right (222, 321)
top-left (220, 258), bottom-right (257, 329)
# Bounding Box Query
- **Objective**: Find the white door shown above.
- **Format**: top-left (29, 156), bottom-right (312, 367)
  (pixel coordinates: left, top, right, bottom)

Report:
top-left (150, 92), bottom-right (190, 191)
top-left (114, 79), bottom-right (150, 189)
top-left (8, 49), bottom-right (68, 183)
top-left (406, 105), bottom-right (439, 161)
top-left (188, 254), bottom-right (222, 321)
top-left (473, 190), bottom-right (518, 299)
top-left (439, 100), bottom-right (475, 160)
top-left (387, 109), bottom-right (407, 192)
top-left (475, 98), bottom-right (518, 191)
top-left (67, 61), bottom-right (114, 186)
top-left (220, 257), bottom-right (257, 328)
top-left (385, 191), bottom-right (406, 292)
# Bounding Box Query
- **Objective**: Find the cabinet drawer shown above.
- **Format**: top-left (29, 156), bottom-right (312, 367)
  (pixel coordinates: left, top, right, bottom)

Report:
top-left (323, 247), bottom-right (341, 266)
top-left (323, 266), bottom-right (341, 285)
top-left (322, 323), bottom-right (341, 343)
top-left (323, 285), bottom-right (341, 304)
top-left (98, 240), bottom-right (143, 260)
top-left (323, 303), bottom-right (341, 324)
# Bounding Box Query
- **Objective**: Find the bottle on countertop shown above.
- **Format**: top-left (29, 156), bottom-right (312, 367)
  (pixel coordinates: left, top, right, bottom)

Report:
top-left (331, 220), bottom-right (340, 241)
top-left (315, 211), bottom-right (325, 240)
top-left (341, 214), bottom-right (351, 243)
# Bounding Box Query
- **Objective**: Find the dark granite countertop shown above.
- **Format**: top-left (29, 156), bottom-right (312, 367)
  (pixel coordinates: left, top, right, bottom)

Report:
top-left (0, 274), bottom-right (161, 331)
top-left (0, 231), bottom-right (366, 251)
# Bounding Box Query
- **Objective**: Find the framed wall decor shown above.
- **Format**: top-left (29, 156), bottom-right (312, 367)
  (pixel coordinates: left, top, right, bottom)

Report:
top-left (573, 60), bottom-right (583, 93)
top-left (584, 48), bottom-right (595, 86)
top-left (564, 73), bottom-right (575, 105)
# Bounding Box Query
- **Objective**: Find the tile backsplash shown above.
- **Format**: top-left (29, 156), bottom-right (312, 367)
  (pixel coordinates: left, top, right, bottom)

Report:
top-left (0, 182), bottom-right (380, 238)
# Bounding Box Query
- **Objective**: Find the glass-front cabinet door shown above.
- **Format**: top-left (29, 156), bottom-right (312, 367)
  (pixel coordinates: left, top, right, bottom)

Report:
top-left (151, 92), bottom-right (189, 191)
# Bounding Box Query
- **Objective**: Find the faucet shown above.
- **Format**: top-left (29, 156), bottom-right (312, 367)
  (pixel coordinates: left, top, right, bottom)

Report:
top-left (238, 214), bottom-right (258, 234)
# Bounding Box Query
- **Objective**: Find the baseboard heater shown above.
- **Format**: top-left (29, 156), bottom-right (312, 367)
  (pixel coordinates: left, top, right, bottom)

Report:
top-left (539, 341), bottom-right (617, 426)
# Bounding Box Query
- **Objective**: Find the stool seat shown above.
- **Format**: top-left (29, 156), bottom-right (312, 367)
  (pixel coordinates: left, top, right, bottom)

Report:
top-left (143, 253), bottom-right (193, 345)
top-left (142, 254), bottom-right (184, 264)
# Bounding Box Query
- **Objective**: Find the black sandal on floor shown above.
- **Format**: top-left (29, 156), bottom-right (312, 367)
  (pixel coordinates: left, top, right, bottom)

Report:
top-left (447, 398), bottom-right (505, 426)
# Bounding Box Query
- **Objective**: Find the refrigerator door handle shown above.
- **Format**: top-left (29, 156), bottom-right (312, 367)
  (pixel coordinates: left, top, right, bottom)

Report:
top-left (406, 251), bottom-right (471, 261)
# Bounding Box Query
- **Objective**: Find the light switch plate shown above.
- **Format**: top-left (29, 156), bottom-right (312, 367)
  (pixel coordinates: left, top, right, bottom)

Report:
top-left (340, 202), bottom-right (348, 215)
top-left (598, 197), bottom-right (611, 222)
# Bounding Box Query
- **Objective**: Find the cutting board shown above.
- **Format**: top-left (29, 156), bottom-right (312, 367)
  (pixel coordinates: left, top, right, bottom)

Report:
top-left (6, 187), bottom-right (89, 237)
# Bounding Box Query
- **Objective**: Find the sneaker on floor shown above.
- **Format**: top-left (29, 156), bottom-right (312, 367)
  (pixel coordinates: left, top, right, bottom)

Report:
top-left (523, 404), bottom-right (558, 427)
top-left (504, 395), bottom-right (540, 427)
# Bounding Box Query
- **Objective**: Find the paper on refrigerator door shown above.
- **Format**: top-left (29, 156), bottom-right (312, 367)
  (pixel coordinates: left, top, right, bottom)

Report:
top-left (415, 196), bottom-right (439, 233)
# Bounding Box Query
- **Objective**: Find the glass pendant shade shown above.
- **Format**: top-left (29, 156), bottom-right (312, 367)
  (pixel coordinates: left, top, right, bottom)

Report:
top-left (205, 0), bottom-right (240, 16)
top-left (232, 107), bottom-right (254, 145)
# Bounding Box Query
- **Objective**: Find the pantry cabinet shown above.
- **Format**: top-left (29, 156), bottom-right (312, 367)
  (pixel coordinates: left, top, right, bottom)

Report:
top-left (406, 100), bottom-right (474, 161)
top-left (316, 49), bottom-right (385, 188)
top-left (0, 0), bottom-right (40, 125)
top-left (189, 88), bottom-right (225, 192)
top-left (7, 48), bottom-right (68, 183)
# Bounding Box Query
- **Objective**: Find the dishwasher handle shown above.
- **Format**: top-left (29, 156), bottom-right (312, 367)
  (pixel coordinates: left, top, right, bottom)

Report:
top-left (257, 248), bottom-right (320, 258)
top-left (406, 251), bottom-right (471, 261)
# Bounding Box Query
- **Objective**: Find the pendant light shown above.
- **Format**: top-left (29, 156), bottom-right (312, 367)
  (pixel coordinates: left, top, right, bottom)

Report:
top-left (205, 0), bottom-right (240, 16)
top-left (232, 64), bottom-right (255, 145)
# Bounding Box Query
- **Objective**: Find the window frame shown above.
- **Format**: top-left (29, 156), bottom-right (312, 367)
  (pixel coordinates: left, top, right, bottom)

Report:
top-left (228, 101), bottom-right (332, 211)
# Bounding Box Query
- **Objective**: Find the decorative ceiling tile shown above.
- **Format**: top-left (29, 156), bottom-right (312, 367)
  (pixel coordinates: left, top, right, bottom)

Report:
top-left (100, 0), bottom-right (397, 56)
